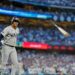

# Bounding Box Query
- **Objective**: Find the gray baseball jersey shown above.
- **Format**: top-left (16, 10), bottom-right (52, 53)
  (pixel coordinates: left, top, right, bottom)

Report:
top-left (1, 26), bottom-right (19, 46)
top-left (1, 26), bottom-right (21, 75)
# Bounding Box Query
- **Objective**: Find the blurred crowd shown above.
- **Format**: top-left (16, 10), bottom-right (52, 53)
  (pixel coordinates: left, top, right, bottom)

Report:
top-left (17, 50), bottom-right (75, 75)
top-left (18, 26), bottom-right (75, 46)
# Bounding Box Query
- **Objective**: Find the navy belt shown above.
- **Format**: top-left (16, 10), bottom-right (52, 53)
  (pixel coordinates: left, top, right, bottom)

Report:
top-left (4, 44), bottom-right (15, 47)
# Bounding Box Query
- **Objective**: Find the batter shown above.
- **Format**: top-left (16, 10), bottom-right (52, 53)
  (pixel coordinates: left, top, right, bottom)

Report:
top-left (0, 17), bottom-right (21, 75)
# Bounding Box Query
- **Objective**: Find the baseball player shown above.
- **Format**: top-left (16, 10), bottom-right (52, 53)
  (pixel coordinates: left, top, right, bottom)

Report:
top-left (0, 17), bottom-right (21, 75)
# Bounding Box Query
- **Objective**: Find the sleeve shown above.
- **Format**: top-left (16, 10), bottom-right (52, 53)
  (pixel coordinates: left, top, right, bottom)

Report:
top-left (1, 27), bottom-right (9, 37)
top-left (0, 34), bottom-right (4, 41)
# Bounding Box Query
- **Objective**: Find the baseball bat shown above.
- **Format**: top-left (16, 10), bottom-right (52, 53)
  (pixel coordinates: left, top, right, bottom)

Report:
top-left (50, 21), bottom-right (70, 37)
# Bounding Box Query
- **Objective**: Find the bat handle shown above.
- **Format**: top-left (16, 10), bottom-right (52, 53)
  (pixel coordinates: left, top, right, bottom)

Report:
top-left (53, 23), bottom-right (59, 29)
top-left (51, 21), bottom-right (59, 28)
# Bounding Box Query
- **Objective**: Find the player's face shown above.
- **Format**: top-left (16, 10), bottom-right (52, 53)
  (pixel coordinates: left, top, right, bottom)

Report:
top-left (13, 22), bottom-right (19, 28)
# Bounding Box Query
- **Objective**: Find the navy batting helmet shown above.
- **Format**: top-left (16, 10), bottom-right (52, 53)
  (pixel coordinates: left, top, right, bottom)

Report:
top-left (11, 17), bottom-right (20, 24)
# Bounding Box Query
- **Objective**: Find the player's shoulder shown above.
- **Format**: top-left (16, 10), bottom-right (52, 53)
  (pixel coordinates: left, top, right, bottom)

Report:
top-left (4, 25), bottom-right (11, 29)
top-left (3, 25), bottom-right (10, 30)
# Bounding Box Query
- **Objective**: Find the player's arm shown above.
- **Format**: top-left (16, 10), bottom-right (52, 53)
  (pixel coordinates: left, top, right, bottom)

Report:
top-left (0, 33), bottom-right (4, 46)
top-left (1, 27), bottom-right (9, 37)
top-left (0, 33), bottom-right (4, 41)
top-left (0, 27), bottom-right (8, 46)
top-left (0, 27), bottom-right (9, 43)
